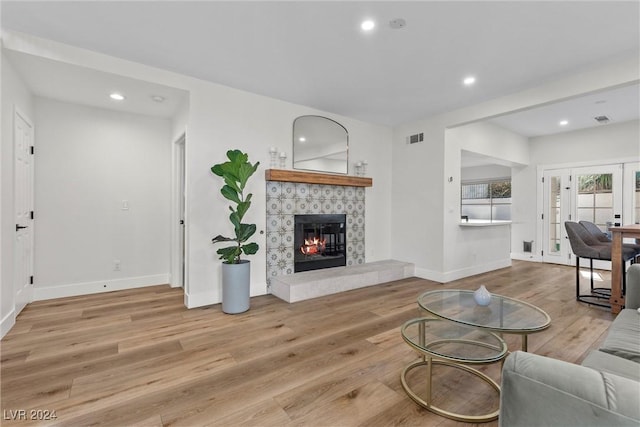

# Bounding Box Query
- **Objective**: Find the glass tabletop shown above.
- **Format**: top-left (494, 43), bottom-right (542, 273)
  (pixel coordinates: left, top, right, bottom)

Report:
top-left (417, 290), bottom-right (551, 333)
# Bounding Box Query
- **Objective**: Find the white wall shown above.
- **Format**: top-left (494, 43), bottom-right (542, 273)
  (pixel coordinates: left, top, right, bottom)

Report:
top-left (443, 122), bottom-right (528, 280)
top-left (1, 50), bottom-right (34, 337)
top-left (510, 162), bottom-right (538, 260)
top-left (33, 97), bottom-right (172, 299)
top-left (2, 32), bottom-right (394, 309)
top-left (171, 95), bottom-right (189, 142)
top-left (510, 119), bottom-right (640, 260)
top-left (391, 118), bottom-right (447, 278)
top-left (461, 164), bottom-right (512, 181)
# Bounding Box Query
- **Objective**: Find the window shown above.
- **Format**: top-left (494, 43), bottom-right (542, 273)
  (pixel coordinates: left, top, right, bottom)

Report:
top-left (461, 178), bottom-right (511, 222)
top-left (576, 173), bottom-right (613, 230)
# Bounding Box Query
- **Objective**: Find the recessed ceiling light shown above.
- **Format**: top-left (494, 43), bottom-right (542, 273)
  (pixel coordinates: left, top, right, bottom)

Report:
top-left (361, 20), bottom-right (375, 31)
top-left (110, 93), bottom-right (125, 101)
top-left (559, 120), bottom-right (569, 126)
top-left (299, 137), bottom-right (306, 142)
top-left (463, 76), bottom-right (476, 86)
top-left (151, 95), bottom-right (165, 103)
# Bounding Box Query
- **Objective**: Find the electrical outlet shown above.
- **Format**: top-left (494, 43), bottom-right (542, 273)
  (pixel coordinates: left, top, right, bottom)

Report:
top-left (114, 260), bottom-right (121, 271)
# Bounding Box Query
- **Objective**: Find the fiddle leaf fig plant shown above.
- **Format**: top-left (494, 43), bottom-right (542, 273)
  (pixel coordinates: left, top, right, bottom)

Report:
top-left (211, 150), bottom-right (260, 264)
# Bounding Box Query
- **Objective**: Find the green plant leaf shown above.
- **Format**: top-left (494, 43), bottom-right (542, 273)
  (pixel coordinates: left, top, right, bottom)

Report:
top-left (224, 176), bottom-right (241, 194)
top-left (213, 162), bottom-right (240, 183)
top-left (211, 164), bottom-right (225, 177)
top-left (212, 234), bottom-right (236, 243)
top-left (236, 200), bottom-right (251, 221)
top-left (227, 149), bottom-right (248, 164)
top-left (221, 185), bottom-right (241, 204)
top-left (238, 161), bottom-right (259, 187)
top-left (237, 223), bottom-right (256, 243)
top-left (229, 211), bottom-right (241, 231)
top-left (217, 245), bottom-right (241, 263)
top-left (242, 242), bottom-right (259, 255)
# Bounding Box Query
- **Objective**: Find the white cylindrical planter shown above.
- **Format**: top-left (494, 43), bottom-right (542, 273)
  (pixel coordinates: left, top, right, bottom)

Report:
top-left (221, 260), bottom-right (251, 314)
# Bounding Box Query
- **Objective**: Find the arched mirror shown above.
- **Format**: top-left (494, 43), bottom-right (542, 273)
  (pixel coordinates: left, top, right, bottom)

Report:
top-left (293, 116), bottom-right (348, 174)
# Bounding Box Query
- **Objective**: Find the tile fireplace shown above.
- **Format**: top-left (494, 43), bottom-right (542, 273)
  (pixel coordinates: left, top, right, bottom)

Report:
top-left (265, 181), bottom-right (365, 287)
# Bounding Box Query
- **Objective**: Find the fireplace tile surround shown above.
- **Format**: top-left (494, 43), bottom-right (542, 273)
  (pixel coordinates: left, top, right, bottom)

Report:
top-left (265, 181), bottom-right (365, 288)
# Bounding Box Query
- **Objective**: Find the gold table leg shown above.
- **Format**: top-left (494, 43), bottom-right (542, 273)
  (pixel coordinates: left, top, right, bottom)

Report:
top-left (400, 359), bottom-right (501, 423)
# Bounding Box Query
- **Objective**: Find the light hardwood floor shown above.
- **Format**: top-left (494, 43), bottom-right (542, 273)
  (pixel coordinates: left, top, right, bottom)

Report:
top-left (1, 261), bottom-right (615, 426)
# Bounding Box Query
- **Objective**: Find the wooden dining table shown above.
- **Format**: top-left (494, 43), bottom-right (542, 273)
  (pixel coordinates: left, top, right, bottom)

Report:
top-left (610, 224), bottom-right (640, 314)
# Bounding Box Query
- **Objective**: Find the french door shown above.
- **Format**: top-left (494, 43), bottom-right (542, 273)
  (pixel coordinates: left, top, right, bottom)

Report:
top-left (542, 170), bottom-right (571, 264)
top-left (542, 164), bottom-right (623, 266)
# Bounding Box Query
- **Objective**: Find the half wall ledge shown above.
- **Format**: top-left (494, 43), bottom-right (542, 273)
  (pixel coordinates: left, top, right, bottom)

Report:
top-left (271, 259), bottom-right (415, 303)
top-left (265, 169), bottom-right (372, 187)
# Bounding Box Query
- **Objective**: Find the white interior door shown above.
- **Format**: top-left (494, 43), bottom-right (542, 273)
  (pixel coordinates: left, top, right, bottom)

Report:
top-left (14, 109), bottom-right (34, 313)
top-left (543, 169), bottom-right (571, 265)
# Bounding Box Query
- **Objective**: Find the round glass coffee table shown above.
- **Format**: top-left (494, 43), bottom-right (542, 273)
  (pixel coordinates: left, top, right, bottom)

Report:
top-left (417, 289), bottom-right (551, 351)
top-left (400, 317), bottom-right (508, 422)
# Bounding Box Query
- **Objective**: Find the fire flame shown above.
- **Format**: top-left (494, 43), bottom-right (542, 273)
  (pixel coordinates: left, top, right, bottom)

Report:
top-left (300, 237), bottom-right (326, 255)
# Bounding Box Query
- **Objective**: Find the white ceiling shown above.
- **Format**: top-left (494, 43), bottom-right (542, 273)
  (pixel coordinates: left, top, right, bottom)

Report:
top-left (4, 50), bottom-right (188, 118)
top-left (488, 83), bottom-right (640, 137)
top-left (2, 1), bottom-right (639, 129)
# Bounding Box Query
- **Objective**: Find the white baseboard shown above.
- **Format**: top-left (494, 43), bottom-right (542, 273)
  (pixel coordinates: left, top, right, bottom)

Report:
top-left (184, 289), bottom-right (219, 309)
top-left (511, 252), bottom-right (542, 262)
top-left (1, 309), bottom-right (16, 339)
top-left (33, 274), bottom-right (170, 301)
top-left (415, 259), bottom-right (512, 283)
top-left (414, 267), bottom-right (447, 283)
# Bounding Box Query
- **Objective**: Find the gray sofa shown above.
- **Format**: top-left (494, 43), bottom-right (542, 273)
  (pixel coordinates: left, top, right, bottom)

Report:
top-left (499, 264), bottom-right (640, 427)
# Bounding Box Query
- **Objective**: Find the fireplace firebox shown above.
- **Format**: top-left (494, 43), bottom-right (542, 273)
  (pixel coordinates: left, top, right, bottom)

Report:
top-left (294, 214), bottom-right (346, 272)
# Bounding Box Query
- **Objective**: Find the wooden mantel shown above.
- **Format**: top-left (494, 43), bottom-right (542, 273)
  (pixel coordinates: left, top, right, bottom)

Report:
top-left (265, 169), bottom-right (372, 187)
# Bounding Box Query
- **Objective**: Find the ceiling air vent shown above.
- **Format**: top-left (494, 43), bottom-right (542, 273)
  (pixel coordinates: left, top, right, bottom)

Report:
top-left (407, 132), bottom-right (424, 144)
top-left (594, 115), bottom-right (610, 124)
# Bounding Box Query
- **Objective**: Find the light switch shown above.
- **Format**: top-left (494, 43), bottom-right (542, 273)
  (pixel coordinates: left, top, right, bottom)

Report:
top-left (121, 200), bottom-right (129, 210)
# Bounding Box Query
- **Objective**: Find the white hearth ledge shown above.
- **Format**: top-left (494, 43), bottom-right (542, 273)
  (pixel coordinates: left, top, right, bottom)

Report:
top-left (271, 260), bottom-right (415, 303)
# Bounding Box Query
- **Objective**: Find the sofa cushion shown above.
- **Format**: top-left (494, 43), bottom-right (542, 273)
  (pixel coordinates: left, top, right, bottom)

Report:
top-left (600, 309), bottom-right (640, 362)
top-left (582, 350), bottom-right (640, 382)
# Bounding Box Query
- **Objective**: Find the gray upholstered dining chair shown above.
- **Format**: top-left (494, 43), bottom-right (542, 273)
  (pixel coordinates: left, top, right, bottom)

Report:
top-left (579, 220), bottom-right (640, 260)
top-left (565, 221), bottom-right (638, 307)
top-left (579, 220), bottom-right (640, 290)
top-left (579, 220), bottom-right (613, 243)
